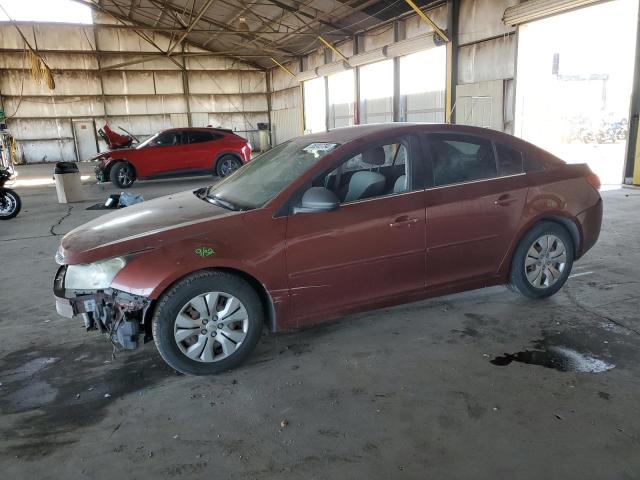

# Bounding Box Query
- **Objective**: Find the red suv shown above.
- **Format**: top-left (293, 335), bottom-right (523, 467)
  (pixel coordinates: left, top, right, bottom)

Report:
top-left (93, 127), bottom-right (252, 188)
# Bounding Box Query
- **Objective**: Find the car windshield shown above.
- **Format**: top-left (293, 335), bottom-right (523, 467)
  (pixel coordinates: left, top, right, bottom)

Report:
top-left (136, 133), bottom-right (158, 149)
top-left (205, 140), bottom-right (339, 210)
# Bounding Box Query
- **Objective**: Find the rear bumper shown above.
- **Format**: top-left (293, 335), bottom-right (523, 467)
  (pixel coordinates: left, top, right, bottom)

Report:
top-left (576, 197), bottom-right (602, 258)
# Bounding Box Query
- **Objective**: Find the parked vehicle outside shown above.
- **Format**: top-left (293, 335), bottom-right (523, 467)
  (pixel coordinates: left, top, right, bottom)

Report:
top-left (54, 123), bottom-right (602, 375)
top-left (92, 127), bottom-right (252, 188)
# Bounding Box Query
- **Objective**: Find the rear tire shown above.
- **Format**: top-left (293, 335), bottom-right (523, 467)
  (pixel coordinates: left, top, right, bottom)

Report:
top-left (509, 221), bottom-right (574, 299)
top-left (0, 188), bottom-right (21, 220)
top-left (110, 161), bottom-right (136, 188)
top-left (215, 155), bottom-right (242, 177)
top-left (152, 270), bottom-right (263, 375)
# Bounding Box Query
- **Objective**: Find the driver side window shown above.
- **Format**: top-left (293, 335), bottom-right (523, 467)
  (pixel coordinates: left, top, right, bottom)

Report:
top-left (315, 139), bottom-right (411, 204)
top-left (155, 131), bottom-right (182, 146)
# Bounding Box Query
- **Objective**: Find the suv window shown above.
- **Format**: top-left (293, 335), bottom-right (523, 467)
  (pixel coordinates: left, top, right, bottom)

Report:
top-left (188, 131), bottom-right (218, 144)
top-left (315, 139), bottom-right (411, 203)
top-left (428, 134), bottom-right (497, 186)
top-left (496, 143), bottom-right (524, 176)
top-left (155, 131), bottom-right (182, 146)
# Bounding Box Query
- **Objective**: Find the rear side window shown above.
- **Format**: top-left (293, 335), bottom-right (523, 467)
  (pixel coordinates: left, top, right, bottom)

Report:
top-left (188, 131), bottom-right (217, 144)
top-left (428, 134), bottom-right (497, 186)
top-left (495, 143), bottom-right (524, 176)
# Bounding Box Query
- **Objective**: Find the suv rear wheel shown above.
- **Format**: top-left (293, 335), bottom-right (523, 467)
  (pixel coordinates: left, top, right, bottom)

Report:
top-left (509, 221), bottom-right (574, 299)
top-left (152, 270), bottom-right (263, 375)
top-left (110, 161), bottom-right (136, 188)
top-left (216, 155), bottom-right (242, 177)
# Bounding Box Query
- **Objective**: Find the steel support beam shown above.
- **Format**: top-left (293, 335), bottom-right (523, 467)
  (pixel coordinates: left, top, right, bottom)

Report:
top-left (445, 0), bottom-right (459, 124)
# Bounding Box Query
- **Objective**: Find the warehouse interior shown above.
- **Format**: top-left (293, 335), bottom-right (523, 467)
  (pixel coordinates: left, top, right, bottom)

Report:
top-left (1, 0), bottom-right (640, 478)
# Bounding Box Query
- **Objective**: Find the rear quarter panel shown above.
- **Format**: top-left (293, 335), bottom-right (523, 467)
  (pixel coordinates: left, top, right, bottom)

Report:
top-left (498, 165), bottom-right (601, 274)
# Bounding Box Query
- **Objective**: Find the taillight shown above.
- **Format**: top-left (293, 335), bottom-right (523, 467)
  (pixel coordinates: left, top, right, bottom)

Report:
top-left (586, 173), bottom-right (601, 191)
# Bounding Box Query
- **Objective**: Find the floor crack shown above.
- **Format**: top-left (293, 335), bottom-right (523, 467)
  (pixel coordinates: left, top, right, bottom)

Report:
top-left (564, 285), bottom-right (640, 336)
top-left (49, 205), bottom-right (73, 236)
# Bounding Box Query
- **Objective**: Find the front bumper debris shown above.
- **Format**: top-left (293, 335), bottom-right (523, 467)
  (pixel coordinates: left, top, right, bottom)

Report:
top-left (53, 265), bottom-right (152, 350)
top-left (95, 165), bottom-right (107, 182)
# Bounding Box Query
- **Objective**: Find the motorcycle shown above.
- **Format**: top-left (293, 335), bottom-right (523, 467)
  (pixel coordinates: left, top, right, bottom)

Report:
top-left (0, 166), bottom-right (21, 220)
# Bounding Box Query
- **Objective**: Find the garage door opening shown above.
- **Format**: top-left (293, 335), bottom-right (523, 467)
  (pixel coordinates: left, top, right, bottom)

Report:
top-left (399, 46), bottom-right (446, 122)
top-left (303, 77), bottom-right (327, 134)
top-left (514, 0), bottom-right (638, 186)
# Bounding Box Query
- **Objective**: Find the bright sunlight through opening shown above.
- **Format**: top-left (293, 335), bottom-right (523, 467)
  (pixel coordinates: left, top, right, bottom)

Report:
top-left (0, 0), bottom-right (93, 24)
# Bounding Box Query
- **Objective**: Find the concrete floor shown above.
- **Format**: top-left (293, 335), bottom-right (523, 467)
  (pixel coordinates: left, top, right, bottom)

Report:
top-left (1, 166), bottom-right (640, 479)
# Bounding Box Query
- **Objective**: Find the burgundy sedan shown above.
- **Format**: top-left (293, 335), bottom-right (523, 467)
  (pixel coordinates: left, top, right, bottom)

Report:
top-left (54, 124), bottom-right (602, 375)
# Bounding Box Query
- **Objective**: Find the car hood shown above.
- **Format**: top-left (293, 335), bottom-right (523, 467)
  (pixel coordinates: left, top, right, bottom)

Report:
top-left (91, 147), bottom-right (139, 161)
top-left (60, 190), bottom-right (237, 264)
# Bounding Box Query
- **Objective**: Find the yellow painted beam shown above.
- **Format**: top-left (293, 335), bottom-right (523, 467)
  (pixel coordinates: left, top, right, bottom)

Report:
top-left (634, 126), bottom-right (640, 185)
top-left (318, 36), bottom-right (349, 62)
top-left (270, 57), bottom-right (295, 77)
top-left (403, 0), bottom-right (450, 43)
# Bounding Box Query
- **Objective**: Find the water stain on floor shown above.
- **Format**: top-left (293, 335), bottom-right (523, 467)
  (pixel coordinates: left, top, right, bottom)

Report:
top-left (491, 332), bottom-right (615, 373)
top-left (0, 342), bottom-right (177, 459)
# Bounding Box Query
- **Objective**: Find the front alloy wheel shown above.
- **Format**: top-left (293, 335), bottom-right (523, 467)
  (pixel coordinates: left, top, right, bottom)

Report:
top-left (152, 270), bottom-right (263, 375)
top-left (174, 292), bottom-right (249, 363)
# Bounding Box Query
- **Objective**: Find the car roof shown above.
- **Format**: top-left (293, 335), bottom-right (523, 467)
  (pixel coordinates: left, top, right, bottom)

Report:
top-left (299, 123), bottom-right (519, 145)
top-left (160, 127), bottom-right (234, 134)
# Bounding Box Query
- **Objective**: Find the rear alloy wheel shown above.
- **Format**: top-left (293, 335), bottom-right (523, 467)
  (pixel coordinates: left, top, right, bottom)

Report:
top-left (152, 270), bottom-right (263, 375)
top-left (216, 155), bottom-right (242, 177)
top-left (110, 161), bottom-right (136, 188)
top-left (509, 221), bottom-right (574, 299)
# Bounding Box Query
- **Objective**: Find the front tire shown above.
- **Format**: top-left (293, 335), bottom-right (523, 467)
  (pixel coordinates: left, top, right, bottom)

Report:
top-left (152, 270), bottom-right (263, 375)
top-left (0, 188), bottom-right (21, 220)
top-left (110, 161), bottom-right (136, 188)
top-left (509, 221), bottom-right (574, 299)
top-left (216, 155), bottom-right (242, 177)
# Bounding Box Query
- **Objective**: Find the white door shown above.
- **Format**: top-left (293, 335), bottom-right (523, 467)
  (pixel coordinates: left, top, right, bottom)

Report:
top-left (72, 120), bottom-right (98, 161)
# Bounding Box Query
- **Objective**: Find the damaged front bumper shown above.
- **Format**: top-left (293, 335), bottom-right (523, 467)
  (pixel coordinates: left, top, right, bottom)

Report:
top-left (95, 165), bottom-right (107, 183)
top-left (54, 265), bottom-right (152, 350)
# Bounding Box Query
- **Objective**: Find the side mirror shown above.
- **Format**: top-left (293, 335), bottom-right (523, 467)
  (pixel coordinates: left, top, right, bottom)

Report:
top-left (293, 187), bottom-right (340, 214)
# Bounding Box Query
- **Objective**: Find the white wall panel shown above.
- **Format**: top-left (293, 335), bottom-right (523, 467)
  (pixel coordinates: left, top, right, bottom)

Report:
top-left (188, 94), bottom-right (268, 113)
top-left (272, 88), bottom-right (301, 111)
top-left (20, 140), bottom-right (77, 163)
top-left (272, 108), bottom-right (302, 144)
top-left (105, 95), bottom-right (187, 116)
top-left (0, 25), bottom-right (36, 49)
top-left (271, 61), bottom-right (300, 92)
top-left (34, 25), bottom-right (95, 51)
top-left (101, 71), bottom-right (155, 95)
top-left (10, 118), bottom-right (73, 140)
top-left (0, 70), bottom-right (102, 96)
top-left (0, 52), bottom-right (99, 70)
top-left (188, 71), bottom-right (266, 94)
top-left (154, 71), bottom-right (184, 94)
top-left (404, 4), bottom-right (448, 38)
top-left (3, 96), bottom-right (105, 118)
top-left (458, 36), bottom-right (515, 84)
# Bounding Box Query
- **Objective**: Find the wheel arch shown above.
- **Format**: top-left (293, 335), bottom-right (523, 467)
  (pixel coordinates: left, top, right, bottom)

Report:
top-left (107, 159), bottom-right (137, 177)
top-left (146, 266), bottom-right (276, 332)
top-left (213, 152), bottom-right (243, 170)
top-left (506, 214), bottom-right (582, 274)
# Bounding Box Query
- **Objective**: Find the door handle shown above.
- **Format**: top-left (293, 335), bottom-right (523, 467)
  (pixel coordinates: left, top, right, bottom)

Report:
top-left (390, 216), bottom-right (419, 228)
top-left (493, 194), bottom-right (517, 207)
